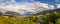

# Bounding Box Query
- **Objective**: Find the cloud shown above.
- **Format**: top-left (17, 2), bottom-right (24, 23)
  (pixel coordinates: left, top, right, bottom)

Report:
top-left (57, 4), bottom-right (60, 8)
top-left (0, 0), bottom-right (54, 15)
top-left (48, 5), bottom-right (54, 9)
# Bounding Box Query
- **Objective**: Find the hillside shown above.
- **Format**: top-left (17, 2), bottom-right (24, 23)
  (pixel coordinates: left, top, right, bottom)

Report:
top-left (36, 8), bottom-right (60, 15)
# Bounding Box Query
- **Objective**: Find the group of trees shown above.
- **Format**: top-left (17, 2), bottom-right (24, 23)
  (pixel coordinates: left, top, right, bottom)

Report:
top-left (0, 11), bottom-right (60, 24)
top-left (27, 11), bottom-right (60, 24)
top-left (42, 11), bottom-right (60, 24)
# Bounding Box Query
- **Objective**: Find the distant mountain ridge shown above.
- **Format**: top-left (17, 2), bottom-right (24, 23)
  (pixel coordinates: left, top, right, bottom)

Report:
top-left (5, 11), bottom-right (22, 16)
top-left (37, 8), bottom-right (60, 14)
top-left (0, 8), bottom-right (60, 16)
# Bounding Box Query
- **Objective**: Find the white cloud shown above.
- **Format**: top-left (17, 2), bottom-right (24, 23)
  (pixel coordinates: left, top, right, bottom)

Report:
top-left (48, 5), bottom-right (54, 10)
top-left (57, 4), bottom-right (60, 8)
top-left (35, 2), bottom-right (49, 8)
top-left (0, 0), bottom-right (55, 15)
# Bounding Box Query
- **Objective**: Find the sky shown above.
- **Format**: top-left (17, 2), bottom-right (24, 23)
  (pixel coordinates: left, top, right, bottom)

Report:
top-left (35, 0), bottom-right (60, 8)
top-left (16, 0), bottom-right (60, 8)
top-left (0, 0), bottom-right (60, 16)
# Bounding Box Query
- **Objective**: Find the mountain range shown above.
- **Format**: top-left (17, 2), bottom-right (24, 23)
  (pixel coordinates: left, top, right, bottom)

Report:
top-left (2, 8), bottom-right (60, 16)
top-left (37, 8), bottom-right (60, 15)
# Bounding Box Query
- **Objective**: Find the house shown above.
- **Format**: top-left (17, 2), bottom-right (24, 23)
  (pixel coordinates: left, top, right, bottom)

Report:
top-left (2, 14), bottom-right (11, 18)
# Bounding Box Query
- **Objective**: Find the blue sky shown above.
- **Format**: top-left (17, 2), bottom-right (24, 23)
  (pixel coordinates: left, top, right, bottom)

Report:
top-left (0, 0), bottom-right (60, 8)
top-left (16, 0), bottom-right (57, 4)
top-left (15, 0), bottom-right (60, 8)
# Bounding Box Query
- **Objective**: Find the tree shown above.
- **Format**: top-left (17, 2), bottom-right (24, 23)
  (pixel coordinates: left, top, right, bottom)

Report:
top-left (42, 11), bottom-right (60, 24)
top-left (0, 12), bottom-right (3, 16)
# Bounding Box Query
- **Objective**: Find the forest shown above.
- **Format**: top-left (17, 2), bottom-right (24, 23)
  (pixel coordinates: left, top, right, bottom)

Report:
top-left (0, 11), bottom-right (60, 24)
